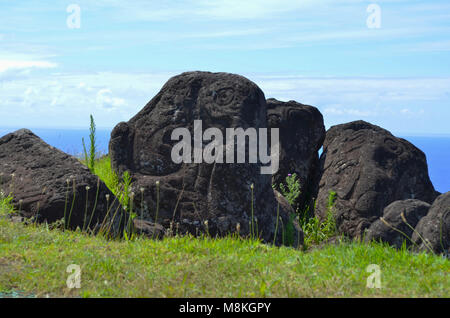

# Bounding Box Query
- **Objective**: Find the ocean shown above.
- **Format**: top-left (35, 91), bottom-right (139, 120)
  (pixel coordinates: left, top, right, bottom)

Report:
top-left (402, 136), bottom-right (450, 194)
top-left (0, 128), bottom-right (449, 193)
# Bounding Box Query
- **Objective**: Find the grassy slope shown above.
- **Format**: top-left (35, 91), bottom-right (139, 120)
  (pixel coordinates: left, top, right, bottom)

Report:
top-left (0, 157), bottom-right (448, 298)
top-left (0, 209), bottom-right (449, 297)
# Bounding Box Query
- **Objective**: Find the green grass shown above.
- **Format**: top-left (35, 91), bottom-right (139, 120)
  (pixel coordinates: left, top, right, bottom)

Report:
top-left (1, 196), bottom-right (449, 298)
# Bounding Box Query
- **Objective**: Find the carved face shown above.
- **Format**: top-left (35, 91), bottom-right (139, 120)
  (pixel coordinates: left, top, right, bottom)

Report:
top-left (130, 73), bottom-right (266, 177)
top-left (109, 72), bottom-right (274, 229)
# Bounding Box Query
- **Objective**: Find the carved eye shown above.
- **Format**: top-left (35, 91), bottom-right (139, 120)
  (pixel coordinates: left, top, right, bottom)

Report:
top-left (267, 113), bottom-right (282, 127)
top-left (384, 138), bottom-right (404, 155)
top-left (215, 88), bottom-right (235, 106)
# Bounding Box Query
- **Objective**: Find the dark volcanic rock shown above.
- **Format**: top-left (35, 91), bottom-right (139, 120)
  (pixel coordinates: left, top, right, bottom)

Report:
top-left (109, 71), bottom-right (303, 246)
top-left (412, 192), bottom-right (450, 255)
top-left (267, 98), bottom-right (325, 208)
top-left (315, 121), bottom-right (437, 239)
top-left (132, 219), bottom-right (165, 239)
top-left (0, 129), bottom-right (123, 234)
top-left (364, 199), bottom-right (431, 248)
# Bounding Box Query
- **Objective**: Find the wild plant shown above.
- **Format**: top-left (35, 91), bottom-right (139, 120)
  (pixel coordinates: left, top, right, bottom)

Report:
top-left (82, 114), bottom-right (97, 173)
top-left (63, 178), bottom-right (70, 230)
top-left (0, 190), bottom-right (14, 216)
top-left (250, 183), bottom-right (255, 240)
top-left (82, 185), bottom-right (90, 231)
top-left (299, 191), bottom-right (337, 248)
top-left (273, 194), bottom-right (281, 245)
top-left (86, 177), bottom-right (100, 230)
top-left (119, 171), bottom-right (132, 209)
top-left (278, 173), bottom-right (300, 206)
top-left (274, 173), bottom-right (338, 249)
top-left (153, 180), bottom-right (160, 239)
top-left (66, 177), bottom-right (77, 229)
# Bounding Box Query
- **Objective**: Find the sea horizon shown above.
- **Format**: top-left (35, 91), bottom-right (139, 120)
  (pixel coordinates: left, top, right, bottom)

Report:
top-left (1, 126), bottom-right (449, 194)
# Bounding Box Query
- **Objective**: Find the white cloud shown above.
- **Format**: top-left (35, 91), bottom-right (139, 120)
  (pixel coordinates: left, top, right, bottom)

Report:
top-left (0, 60), bottom-right (57, 72)
top-left (22, 87), bottom-right (39, 108)
top-left (1, 69), bottom-right (450, 135)
top-left (400, 108), bottom-right (425, 116)
top-left (0, 71), bottom-right (176, 128)
top-left (252, 75), bottom-right (450, 103)
top-left (248, 74), bottom-right (450, 133)
top-left (323, 107), bottom-right (376, 117)
top-left (96, 88), bottom-right (127, 110)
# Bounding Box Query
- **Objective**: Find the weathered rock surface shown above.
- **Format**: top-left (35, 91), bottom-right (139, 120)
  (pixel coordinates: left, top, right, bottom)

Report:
top-left (109, 71), bottom-right (303, 246)
top-left (315, 121), bottom-right (437, 239)
top-left (0, 129), bottom-right (123, 234)
top-left (412, 192), bottom-right (450, 255)
top-left (364, 199), bottom-right (431, 248)
top-left (132, 219), bottom-right (165, 239)
top-left (267, 98), bottom-right (325, 208)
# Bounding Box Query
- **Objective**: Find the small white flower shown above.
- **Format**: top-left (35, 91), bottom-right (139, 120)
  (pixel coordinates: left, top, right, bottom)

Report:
top-left (85, 186), bottom-right (90, 191)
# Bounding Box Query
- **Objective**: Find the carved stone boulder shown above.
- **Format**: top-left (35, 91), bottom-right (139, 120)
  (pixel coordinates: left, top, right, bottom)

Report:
top-left (109, 71), bottom-right (303, 246)
top-left (315, 121), bottom-right (437, 239)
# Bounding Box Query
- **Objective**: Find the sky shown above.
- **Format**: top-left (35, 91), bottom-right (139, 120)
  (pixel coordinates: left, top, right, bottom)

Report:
top-left (1, 0), bottom-right (450, 135)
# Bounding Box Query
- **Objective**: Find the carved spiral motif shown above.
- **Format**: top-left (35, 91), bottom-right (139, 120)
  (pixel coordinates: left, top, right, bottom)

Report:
top-left (214, 88), bottom-right (235, 106)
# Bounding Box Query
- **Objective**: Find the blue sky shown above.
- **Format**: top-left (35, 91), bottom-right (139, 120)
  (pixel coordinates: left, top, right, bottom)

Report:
top-left (1, 0), bottom-right (450, 135)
